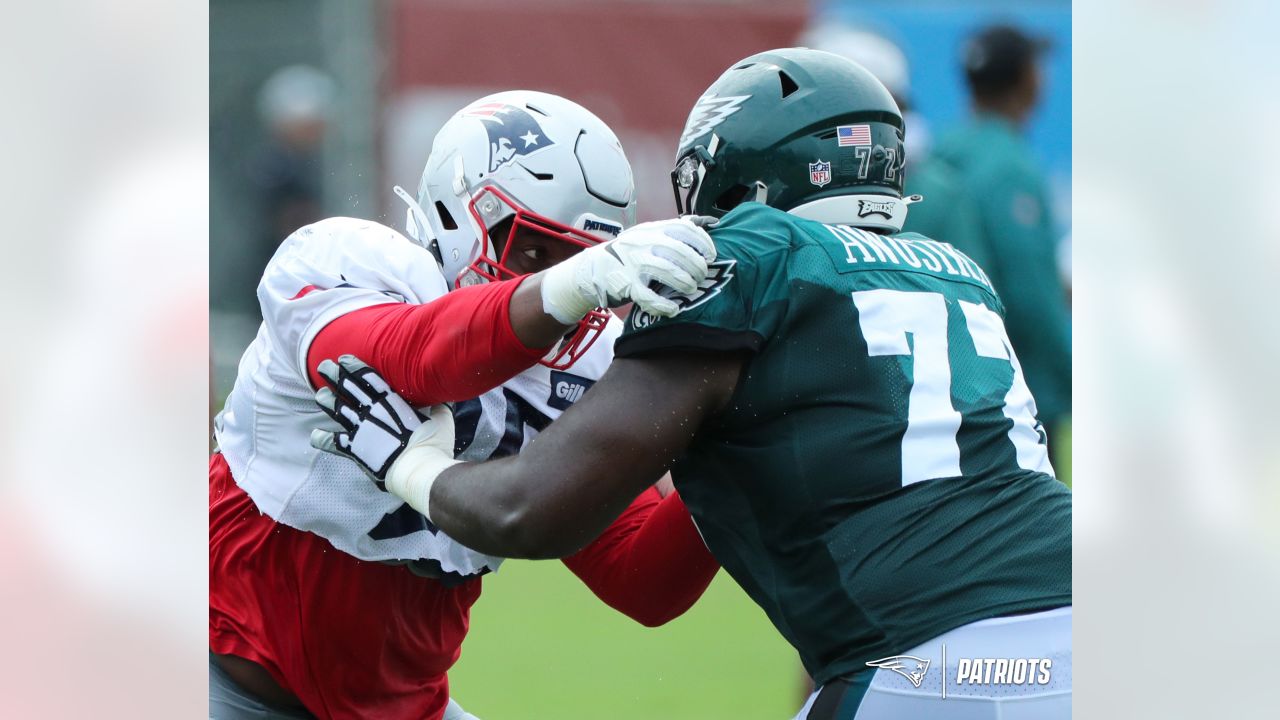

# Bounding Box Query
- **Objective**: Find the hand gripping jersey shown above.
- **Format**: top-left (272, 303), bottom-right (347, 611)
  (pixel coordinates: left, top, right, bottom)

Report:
top-left (615, 203), bottom-right (1071, 685)
top-left (215, 217), bottom-right (619, 581)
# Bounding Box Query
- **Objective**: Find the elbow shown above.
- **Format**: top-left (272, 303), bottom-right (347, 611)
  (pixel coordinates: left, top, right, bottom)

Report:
top-left (611, 578), bottom-right (708, 627)
top-left (628, 585), bottom-right (709, 627)
top-left (630, 606), bottom-right (685, 628)
top-left (491, 504), bottom-right (584, 560)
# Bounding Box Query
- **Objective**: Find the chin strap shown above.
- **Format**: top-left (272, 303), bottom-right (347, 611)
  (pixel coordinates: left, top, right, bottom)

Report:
top-left (393, 185), bottom-right (445, 266)
top-left (787, 193), bottom-right (923, 233)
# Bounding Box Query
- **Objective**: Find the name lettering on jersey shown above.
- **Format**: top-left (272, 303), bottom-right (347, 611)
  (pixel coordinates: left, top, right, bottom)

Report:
top-left (824, 225), bottom-right (992, 290)
top-left (547, 371), bottom-right (596, 410)
top-left (628, 258), bottom-right (737, 330)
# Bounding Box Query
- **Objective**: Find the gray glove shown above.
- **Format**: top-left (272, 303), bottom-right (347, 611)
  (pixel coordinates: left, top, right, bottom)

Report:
top-left (309, 354), bottom-right (427, 489)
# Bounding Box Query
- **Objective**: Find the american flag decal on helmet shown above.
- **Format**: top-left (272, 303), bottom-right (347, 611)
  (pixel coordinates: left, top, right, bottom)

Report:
top-left (837, 124), bottom-right (873, 147)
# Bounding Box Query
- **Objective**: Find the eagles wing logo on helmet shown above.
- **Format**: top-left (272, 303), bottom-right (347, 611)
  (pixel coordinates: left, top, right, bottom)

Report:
top-left (463, 102), bottom-right (556, 172)
top-left (865, 655), bottom-right (931, 688)
top-left (678, 94), bottom-right (751, 149)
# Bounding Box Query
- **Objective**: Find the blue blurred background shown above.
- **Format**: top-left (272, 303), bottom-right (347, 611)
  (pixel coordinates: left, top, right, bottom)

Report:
top-left (818, 0), bottom-right (1072, 231)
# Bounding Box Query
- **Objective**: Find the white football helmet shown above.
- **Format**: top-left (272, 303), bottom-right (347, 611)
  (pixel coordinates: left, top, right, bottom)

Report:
top-left (399, 90), bottom-right (636, 369)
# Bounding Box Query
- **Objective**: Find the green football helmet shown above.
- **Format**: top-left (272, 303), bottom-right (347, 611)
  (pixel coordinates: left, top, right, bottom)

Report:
top-left (672, 47), bottom-right (915, 231)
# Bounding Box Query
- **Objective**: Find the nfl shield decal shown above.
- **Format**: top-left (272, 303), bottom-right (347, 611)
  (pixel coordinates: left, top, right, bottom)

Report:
top-left (809, 160), bottom-right (832, 188)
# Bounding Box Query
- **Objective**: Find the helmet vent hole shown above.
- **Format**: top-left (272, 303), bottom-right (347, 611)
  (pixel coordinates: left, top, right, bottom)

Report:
top-left (434, 201), bottom-right (458, 230)
top-left (778, 71), bottom-right (799, 98)
top-left (525, 103), bottom-right (549, 116)
top-left (712, 184), bottom-right (753, 213)
top-left (734, 62), bottom-right (756, 70)
top-left (518, 163), bottom-right (554, 181)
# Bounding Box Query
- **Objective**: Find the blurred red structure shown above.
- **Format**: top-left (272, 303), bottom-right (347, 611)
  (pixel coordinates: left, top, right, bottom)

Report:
top-left (391, 0), bottom-right (809, 132)
top-left (385, 0), bottom-right (810, 221)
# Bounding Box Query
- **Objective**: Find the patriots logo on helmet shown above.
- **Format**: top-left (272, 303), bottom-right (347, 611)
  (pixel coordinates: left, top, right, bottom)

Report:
top-left (463, 102), bottom-right (556, 172)
top-left (678, 94), bottom-right (751, 149)
top-left (865, 655), bottom-right (931, 688)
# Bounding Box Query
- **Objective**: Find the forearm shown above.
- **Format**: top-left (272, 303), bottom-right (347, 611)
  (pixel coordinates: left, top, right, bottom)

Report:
top-left (427, 449), bottom-right (649, 559)
top-left (508, 272), bottom-right (577, 349)
top-left (413, 353), bottom-right (743, 559)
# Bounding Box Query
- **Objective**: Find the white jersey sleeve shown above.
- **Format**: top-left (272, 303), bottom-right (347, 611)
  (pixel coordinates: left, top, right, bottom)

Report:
top-left (256, 217), bottom-right (449, 377)
top-left (216, 217), bottom-right (505, 580)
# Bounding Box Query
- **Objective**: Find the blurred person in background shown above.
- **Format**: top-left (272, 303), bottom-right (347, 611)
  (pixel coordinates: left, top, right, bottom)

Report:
top-left (932, 24), bottom-right (1072, 467)
top-left (800, 24), bottom-right (992, 285)
top-left (248, 65), bottom-right (333, 277)
top-left (210, 91), bottom-right (719, 719)
top-left (320, 49), bottom-right (1072, 720)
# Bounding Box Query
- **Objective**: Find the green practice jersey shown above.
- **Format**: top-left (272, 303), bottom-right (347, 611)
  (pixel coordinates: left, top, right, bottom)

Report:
top-left (615, 203), bottom-right (1071, 685)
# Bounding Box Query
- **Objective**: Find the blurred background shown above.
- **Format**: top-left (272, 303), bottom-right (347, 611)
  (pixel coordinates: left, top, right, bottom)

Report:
top-left (210, 0), bottom-right (1070, 717)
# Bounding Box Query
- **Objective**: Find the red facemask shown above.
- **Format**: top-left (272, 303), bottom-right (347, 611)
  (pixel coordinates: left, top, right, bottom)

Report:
top-left (459, 186), bottom-right (614, 370)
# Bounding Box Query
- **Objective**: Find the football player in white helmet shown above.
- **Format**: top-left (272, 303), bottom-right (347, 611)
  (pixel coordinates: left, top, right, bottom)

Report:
top-left (210, 91), bottom-right (720, 720)
top-left (400, 90), bottom-right (657, 368)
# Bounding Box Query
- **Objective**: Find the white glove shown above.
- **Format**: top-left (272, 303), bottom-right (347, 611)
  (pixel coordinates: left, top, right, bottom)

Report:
top-left (310, 355), bottom-right (459, 518)
top-left (540, 217), bottom-right (716, 324)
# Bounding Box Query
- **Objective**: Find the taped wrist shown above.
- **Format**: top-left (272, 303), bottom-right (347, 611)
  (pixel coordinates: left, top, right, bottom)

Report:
top-left (540, 252), bottom-right (602, 325)
top-left (385, 423), bottom-right (462, 522)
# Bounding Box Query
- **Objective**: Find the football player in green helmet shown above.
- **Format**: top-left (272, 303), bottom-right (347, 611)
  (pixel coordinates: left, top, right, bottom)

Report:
top-left (670, 48), bottom-right (911, 231)
top-left (316, 48), bottom-right (1072, 719)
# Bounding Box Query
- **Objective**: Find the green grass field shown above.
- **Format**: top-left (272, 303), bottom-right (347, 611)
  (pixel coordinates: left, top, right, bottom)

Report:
top-left (449, 561), bottom-right (801, 719)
